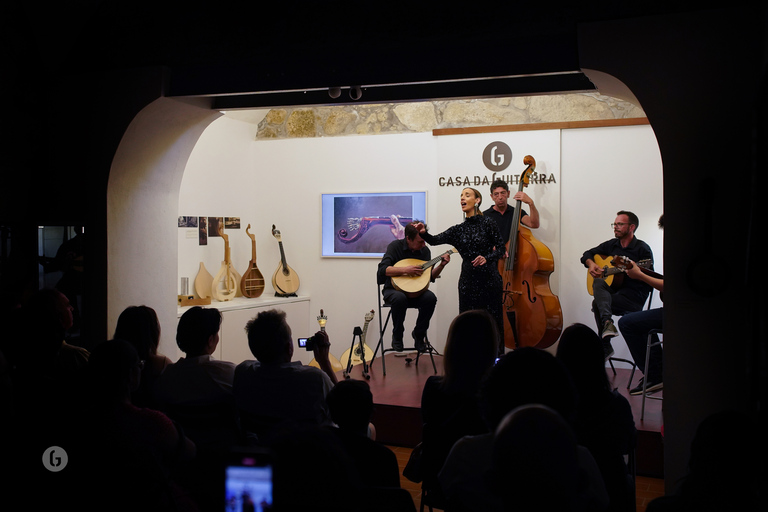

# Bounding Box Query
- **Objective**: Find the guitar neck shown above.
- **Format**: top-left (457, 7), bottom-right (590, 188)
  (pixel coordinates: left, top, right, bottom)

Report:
top-left (278, 241), bottom-right (289, 269)
top-left (422, 250), bottom-right (453, 270)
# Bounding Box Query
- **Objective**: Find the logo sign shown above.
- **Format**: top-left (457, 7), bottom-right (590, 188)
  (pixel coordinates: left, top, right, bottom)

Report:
top-left (43, 446), bottom-right (68, 472)
top-left (482, 141), bottom-right (512, 172)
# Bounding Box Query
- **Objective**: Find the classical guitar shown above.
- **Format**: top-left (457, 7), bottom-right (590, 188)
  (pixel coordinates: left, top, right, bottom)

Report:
top-left (341, 310), bottom-right (375, 369)
top-left (586, 254), bottom-right (653, 295)
top-left (211, 225), bottom-right (239, 301)
top-left (391, 249), bottom-right (455, 297)
top-left (240, 224), bottom-right (265, 298)
top-left (271, 224), bottom-right (300, 297)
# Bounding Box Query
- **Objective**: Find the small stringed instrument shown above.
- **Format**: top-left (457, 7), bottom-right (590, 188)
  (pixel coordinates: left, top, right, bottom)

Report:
top-left (211, 225), bottom-right (238, 301)
top-left (341, 310), bottom-right (376, 368)
top-left (586, 255), bottom-right (653, 295)
top-left (271, 224), bottom-right (300, 297)
top-left (309, 309), bottom-right (343, 374)
top-left (391, 249), bottom-right (455, 297)
top-left (240, 224), bottom-right (265, 298)
top-left (194, 261), bottom-right (214, 299)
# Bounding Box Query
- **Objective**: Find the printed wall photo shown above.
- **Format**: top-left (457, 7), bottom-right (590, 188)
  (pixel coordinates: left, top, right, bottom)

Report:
top-left (321, 192), bottom-right (427, 257)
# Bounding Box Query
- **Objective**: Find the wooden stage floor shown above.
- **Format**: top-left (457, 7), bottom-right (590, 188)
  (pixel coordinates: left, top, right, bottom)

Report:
top-left (340, 351), bottom-right (664, 478)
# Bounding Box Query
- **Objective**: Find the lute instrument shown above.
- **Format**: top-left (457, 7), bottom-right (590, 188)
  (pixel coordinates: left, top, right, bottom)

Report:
top-left (499, 155), bottom-right (563, 349)
top-left (391, 249), bottom-right (455, 297)
top-left (211, 225), bottom-right (238, 301)
top-left (271, 224), bottom-right (300, 297)
top-left (240, 224), bottom-right (265, 298)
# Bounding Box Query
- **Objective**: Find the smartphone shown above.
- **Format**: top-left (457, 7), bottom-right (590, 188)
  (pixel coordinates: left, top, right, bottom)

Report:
top-left (224, 449), bottom-right (273, 512)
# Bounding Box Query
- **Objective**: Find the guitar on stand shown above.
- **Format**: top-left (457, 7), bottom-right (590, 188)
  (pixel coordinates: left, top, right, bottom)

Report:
top-left (342, 310), bottom-right (375, 379)
top-left (271, 224), bottom-right (300, 297)
top-left (211, 225), bottom-right (238, 301)
top-left (240, 224), bottom-right (265, 298)
top-left (309, 309), bottom-right (343, 374)
top-left (391, 249), bottom-right (455, 297)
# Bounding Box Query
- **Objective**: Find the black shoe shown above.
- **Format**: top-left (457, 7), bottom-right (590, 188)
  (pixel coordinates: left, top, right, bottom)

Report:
top-left (630, 377), bottom-right (663, 395)
top-left (414, 337), bottom-right (427, 352)
top-left (391, 339), bottom-right (403, 351)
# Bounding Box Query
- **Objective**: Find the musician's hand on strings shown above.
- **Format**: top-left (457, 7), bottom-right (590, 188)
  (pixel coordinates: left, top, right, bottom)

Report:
top-left (401, 265), bottom-right (424, 277)
top-left (389, 215), bottom-right (405, 239)
top-left (587, 261), bottom-right (603, 278)
top-left (624, 260), bottom-right (644, 280)
top-left (512, 191), bottom-right (534, 205)
top-left (439, 252), bottom-right (451, 267)
top-left (471, 255), bottom-right (487, 267)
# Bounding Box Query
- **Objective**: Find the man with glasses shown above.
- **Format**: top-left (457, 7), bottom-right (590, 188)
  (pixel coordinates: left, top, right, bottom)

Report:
top-left (581, 211), bottom-right (654, 358)
top-left (484, 178), bottom-right (540, 248)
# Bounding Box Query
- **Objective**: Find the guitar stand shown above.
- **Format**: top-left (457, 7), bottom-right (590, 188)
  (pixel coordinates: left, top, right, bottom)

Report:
top-left (343, 326), bottom-right (370, 380)
top-left (274, 291), bottom-right (297, 297)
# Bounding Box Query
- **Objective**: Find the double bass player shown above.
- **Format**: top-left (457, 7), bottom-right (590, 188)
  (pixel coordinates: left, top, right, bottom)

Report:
top-left (484, 178), bottom-right (540, 246)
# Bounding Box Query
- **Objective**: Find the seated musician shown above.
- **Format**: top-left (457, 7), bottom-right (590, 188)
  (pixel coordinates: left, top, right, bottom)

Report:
top-left (581, 210), bottom-right (654, 358)
top-left (376, 221), bottom-right (450, 352)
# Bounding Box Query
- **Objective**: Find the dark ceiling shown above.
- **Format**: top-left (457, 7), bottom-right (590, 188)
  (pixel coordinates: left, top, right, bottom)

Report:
top-left (4, 2), bottom-right (709, 109)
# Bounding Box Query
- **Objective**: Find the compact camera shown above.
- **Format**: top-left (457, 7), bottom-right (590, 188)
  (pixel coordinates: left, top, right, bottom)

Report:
top-left (298, 337), bottom-right (314, 351)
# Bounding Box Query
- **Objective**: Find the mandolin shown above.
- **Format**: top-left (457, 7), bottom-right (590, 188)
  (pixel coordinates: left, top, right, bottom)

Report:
top-left (240, 224), bottom-right (265, 298)
top-left (341, 310), bottom-right (376, 369)
top-left (271, 224), bottom-right (300, 297)
top-left (211, 225), bottom-right (238, 301)
top-left (391, 249), bottom-right (455, 298)
top-left (586, 255), bottom-right (653, 295)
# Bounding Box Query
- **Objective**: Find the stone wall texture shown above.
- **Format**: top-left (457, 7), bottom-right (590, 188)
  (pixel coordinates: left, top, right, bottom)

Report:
top-left (254, 93), bottom-right (645, 140)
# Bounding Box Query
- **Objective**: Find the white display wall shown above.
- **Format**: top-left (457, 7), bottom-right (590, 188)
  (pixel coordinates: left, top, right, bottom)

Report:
top-left (177, 116), bottom-right (662, 366)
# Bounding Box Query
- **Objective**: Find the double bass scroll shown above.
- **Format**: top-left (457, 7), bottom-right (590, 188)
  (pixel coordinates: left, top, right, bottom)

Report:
top-left (500, 155), bottom-right (563, 349)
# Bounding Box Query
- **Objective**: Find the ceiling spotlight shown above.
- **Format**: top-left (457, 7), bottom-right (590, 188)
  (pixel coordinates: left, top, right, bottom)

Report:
top-left (349, 86), bottom-right (362, 100)
top-left (328, 87), bottom-right (341, 99)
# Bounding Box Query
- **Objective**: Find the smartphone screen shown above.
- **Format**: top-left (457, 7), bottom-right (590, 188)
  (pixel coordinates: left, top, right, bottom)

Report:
top-left (225, 451), bottom-right (273, 511)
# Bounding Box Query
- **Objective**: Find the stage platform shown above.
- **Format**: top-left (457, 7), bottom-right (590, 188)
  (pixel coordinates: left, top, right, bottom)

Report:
top-left (341, 351), bottom-right (664, 478)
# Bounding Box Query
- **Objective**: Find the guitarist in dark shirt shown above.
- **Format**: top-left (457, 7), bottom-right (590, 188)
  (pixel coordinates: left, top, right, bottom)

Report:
top-left (581, 211), bottom-right (654, 358)
top-left (377, 221), bottom-right (450, 351)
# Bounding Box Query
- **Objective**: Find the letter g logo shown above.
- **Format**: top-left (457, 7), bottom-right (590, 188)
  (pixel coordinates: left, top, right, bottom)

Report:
top-left (43, 446), bottom-right (68, 472)
top-left (482, 141), bottom-right (512, 172)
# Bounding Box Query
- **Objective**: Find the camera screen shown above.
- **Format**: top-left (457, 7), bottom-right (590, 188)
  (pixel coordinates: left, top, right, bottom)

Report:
top-left (298, 338), bottom-right (308, 347)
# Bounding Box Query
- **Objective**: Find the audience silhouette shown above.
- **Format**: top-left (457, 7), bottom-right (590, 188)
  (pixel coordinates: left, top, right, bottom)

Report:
top-left (419, 309), bottom-right (498, 507)
top-left (113, 305), bottom-right (172, 409)
top-left (438, 346), bottom-right (608, 512)
top-left (234, 308), bottom-right (338, 444)
top-left (556, 323), bottom-right (637, 512)
top-left (492, 404), bottom-right (582, 512)
top-left (325, 378), bottom-right (401, 488)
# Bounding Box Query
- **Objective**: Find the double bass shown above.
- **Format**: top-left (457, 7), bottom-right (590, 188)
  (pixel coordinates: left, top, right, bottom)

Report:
top-left (500, 155), bottom-right (563, 349)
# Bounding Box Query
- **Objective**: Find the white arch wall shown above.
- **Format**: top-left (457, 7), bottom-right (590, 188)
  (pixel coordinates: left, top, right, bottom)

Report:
top-left (107, 97), bottom-right (220, 357)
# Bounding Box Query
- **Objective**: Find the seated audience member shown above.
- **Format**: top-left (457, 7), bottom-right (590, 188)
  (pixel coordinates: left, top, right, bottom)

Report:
top-left (438, 347), bottom-right (608, 512)
top-left (556, 323), bottom-right (637, 512)
top-left (114, 305), bottom-right (172, 408)
top-left (154, 306), bottom-right (239, 458)
top-left (420, 309), bottom-right (498, 505)
top-left (492, 404), bottom-right (582, 512)
top-left (154, 306), bottom-right (234, 407)
top-left (234, 309), bottom-right (338, 443)
top-left (325, 378), bottom-right (400, 488)
top-left (80, 339), bottom-right (197, 511)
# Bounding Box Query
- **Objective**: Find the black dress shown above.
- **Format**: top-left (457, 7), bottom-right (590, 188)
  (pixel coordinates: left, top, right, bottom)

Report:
top-left (421, 215), bottom-right (505, 335)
